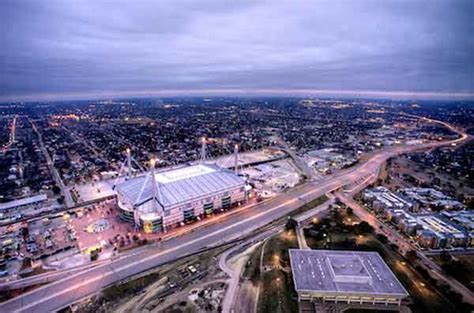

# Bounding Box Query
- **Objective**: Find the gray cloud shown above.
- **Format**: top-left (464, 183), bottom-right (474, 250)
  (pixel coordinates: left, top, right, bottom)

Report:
top-left (0, 0), bottom-right (473, 101)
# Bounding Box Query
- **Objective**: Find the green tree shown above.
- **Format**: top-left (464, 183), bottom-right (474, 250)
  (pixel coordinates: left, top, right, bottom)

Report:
top-left (285, 217), bottom-right (298, 231)
top-left (52, 185), bottom-right (61, 195)
top-left (440, 250), bottom-right (452, 263)
top-left (346, 207), bottom-right (353, 216)
top-left (406, 249), bottom-right (418, 263)
top-left (354, 221), bottom-right (373, 234)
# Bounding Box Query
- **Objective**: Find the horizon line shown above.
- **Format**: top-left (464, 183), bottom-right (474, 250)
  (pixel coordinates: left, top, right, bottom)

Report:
top-left (1, 88), bottom-right (474, 103)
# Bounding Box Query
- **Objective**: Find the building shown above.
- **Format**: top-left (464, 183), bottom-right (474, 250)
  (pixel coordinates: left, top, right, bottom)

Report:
top-left (402, 188), bottom-right (464, 210)
top-left (0, 194), bottom-right (48, 215)
top-left (115, 163), bottom-right (248, 233)
top-left (415, 215), bottom-right (468, 249)
top-left (441, 210), bottom-right (474, 231)
top-left (398, 218), bottom-right (419, 236)
top-left (363, 187), bottom-right (415, 213)
top-left (384, 208), bottom-right (469, 249)
top-left (289, 249), bottom-right (408, 306)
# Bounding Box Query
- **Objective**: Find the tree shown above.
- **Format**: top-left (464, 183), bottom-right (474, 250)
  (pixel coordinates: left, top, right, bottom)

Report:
top-left (440, 250), bottom-right (452, 263)
top-left (406, 250), bottom-right (418, 263)
top-left (52, 185), bottom-right (61, 195)
top-left (57, 196), bottom-right (64, 204)
top-left (346, 207), bottom-right (353, 216)
top-left (376, 233), bottom-right (388, 244)
top-left (285, 217), bottom-right (298, 231)
top-left (467, 199), bottom-right (474, 211)
top-left (90, 249), bottom-right (99, 261)
top-left (389, 243), bottom-right (399, 251)
top-left (354, 221), bottom-right (374, 234)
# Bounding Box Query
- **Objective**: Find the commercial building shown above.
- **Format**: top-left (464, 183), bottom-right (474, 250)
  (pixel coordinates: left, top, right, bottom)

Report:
top-left (0, 194), bottom-right (48, 215)
top-left (363, 187), bottom-right (415, 213)
top-left (115, 163), bottom-right (248, 233)
top-left (441, 210), bottom-right (474, 231)
top-left (402, 188), bottom-right (464, 210)
top-left (289, 249), bottom-right (408, 306)
top-left (385, 210), bottom-right (469, 249)
top-left (415, 215), bottom-right (468, 249)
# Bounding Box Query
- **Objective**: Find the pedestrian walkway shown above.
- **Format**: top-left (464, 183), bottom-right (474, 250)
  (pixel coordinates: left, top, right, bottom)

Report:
top-left (296, 224), bottom-right (310, 249)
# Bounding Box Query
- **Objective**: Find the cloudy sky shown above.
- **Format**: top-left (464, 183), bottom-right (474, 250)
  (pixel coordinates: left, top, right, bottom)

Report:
top-left (1, 0), bottom-right (473, 101)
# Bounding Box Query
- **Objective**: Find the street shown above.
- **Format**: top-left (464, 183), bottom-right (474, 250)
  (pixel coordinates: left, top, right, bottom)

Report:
top-left (0, 116), bottom-right (471, 312)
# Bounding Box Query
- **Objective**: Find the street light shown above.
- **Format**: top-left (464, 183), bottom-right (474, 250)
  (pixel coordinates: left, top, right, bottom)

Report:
top-left (274, 255), bottom-right (280, 269)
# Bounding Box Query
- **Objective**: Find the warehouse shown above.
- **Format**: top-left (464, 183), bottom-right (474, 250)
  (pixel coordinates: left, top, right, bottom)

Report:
top-left (115, 162), bottom-right (248, 233)
top-left (289, 249), bottom-right (408, 306)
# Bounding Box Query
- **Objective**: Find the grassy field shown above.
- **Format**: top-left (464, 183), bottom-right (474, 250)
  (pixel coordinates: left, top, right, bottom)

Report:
top-left (288, 195), bottom-right (328, 218)
top-left (256, 230), bottom-right (299, 313)
top-left (242, 243), bottom-right (263, 284)
top-left (431, 254), bottom-right (474, 292)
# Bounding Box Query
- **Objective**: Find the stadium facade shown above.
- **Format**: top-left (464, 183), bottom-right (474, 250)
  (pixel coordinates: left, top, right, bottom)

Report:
top-left (115, 163), bottom-right (248, 233)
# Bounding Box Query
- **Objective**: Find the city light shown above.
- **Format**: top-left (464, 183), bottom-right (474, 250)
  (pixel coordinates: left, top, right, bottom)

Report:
top-left (0, 12), bottom-right (471, 311)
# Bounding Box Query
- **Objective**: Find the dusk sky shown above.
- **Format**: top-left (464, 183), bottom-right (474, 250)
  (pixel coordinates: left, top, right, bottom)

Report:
top-left (1, 0), bottom-right (473, 101)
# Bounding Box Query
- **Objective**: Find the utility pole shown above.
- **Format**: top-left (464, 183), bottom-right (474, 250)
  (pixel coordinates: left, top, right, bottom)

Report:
top-left (126, 148), bottom-right (132, 178)
top-left (234, 144), bottom-right (239, 174)
top-left (200, 137), bottom-right (207, 163)
top-left (150, 158), bottom-right (159, 212)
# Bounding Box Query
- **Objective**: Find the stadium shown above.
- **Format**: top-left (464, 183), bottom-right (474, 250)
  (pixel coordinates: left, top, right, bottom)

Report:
top-left (115, 160), bottom-right (248, 233)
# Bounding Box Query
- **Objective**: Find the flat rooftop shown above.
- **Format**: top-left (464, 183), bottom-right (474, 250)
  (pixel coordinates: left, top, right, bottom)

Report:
top-left (0, 194), bottom-right (48, 212)
top-left (289, 249), bottom-right (408, 297)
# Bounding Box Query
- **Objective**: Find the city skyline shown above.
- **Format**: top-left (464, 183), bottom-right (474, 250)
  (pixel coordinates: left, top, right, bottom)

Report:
top-left (1, 2), bottom-right (473, 312)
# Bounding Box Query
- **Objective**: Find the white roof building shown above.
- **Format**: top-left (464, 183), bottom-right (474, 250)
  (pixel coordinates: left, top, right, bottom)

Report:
top-left (116, 164), bottom-right (246, 210)
top-left (0, 194), bottom-right (48, 212)
top-left (289, 249), bottom-right (408, 305)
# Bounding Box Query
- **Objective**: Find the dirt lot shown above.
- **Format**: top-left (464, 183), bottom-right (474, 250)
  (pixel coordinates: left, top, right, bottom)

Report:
top-left (71, 244), bottom-right (232, 313)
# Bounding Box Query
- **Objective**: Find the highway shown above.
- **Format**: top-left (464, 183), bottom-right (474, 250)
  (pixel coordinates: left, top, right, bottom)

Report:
top-left (0, 116), bottom-right (471, 312)
top-left (334, 117), bottom-right (474, 304)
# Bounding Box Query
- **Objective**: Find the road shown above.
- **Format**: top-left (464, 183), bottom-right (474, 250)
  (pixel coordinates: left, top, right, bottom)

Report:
top-left (29, 119), bottom-right (74, 208)
top-left (0, 116), bottom-right (471, 312)
top-left (219, 227), bottom-right (280, 313)
top-left (1, 115), bottom-right (17, 153)
top-left (295, 193), bottom-right (335, 226)
top-left (338, 193), bottom-right (474, 304)
top-left (334, 117), bottom-right (474, 304)
top-left (0, 153), bottom-right (389, 313)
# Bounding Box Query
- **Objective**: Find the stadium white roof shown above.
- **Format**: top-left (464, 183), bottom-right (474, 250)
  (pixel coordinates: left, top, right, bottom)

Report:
top-left (116, 164), bottom-right (245, 209)
top-left (289, 249), bottom-right (408, 297)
